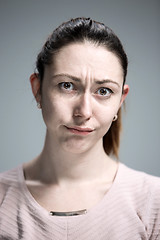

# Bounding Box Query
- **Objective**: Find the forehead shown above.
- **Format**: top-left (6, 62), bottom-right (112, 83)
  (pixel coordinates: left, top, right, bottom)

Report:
top-left (48, 42), bottom-right (123, 82)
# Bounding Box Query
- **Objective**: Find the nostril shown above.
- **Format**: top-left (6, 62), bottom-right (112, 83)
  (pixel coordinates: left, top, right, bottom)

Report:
top-left (74, 112), bottom-right (82, 117)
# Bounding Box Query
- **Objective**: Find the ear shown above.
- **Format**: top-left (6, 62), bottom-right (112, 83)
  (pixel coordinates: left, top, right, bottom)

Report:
top-left (119, 84), bottom-right (129, 107)
top-left (30, 73), bottom-right (41, 103)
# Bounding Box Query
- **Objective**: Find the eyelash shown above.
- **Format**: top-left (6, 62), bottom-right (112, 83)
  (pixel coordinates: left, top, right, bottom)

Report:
top-left (95, 87), bottom-right (113, 97)
top-left (59, 82), bottom-right (75, 91)
top-left (58, 82), bottom-right (113, 98)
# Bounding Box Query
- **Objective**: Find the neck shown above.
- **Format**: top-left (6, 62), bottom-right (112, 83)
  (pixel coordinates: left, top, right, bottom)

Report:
top-left (27, 131), bottom-right (117, 185)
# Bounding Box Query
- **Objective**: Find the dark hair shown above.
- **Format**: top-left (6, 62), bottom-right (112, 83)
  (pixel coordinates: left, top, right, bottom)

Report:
top-left (36, 17), bottom-right (128, 158)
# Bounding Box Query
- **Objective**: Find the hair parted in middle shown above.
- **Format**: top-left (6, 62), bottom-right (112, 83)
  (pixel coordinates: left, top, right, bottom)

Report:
top-left (35, 17), bottom-right (128, 158)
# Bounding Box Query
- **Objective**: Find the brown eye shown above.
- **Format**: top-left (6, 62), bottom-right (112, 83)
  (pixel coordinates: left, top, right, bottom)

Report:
top-left (97, 87), bottom-right (113, 96)
top-left (59, 82), bottom-right (74, 90)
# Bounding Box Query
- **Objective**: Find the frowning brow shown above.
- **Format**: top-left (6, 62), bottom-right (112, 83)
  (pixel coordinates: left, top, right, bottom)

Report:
top-left (95, 79), bottom-right (120, 88)
top-left (52, 73), bottom-right (120, 87)
top-left (52, 73), bottom-right (81, 82)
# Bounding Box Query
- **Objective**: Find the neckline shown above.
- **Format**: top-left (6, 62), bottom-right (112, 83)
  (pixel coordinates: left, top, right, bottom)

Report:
top-left (18, 162), bottom-right (123, 220)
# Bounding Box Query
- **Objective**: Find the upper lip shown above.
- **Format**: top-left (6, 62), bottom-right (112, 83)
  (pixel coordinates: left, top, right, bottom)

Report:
top-left (65, 126), bottom-right (94, 132)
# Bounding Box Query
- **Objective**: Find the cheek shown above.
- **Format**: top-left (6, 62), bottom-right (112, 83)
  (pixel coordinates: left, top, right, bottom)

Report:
top-left (97, 103), bottom-right (119, 124)
top-left (41, 94), bottom-right (71, 126)
top-left (95, 101), bottom-right (120, 135)
top-left (98, 114), bottom-right (113, 133)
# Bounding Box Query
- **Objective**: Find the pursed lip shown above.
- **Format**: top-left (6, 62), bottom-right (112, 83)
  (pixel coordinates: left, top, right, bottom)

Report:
top-left (65, 126), bottom-right (94, 132)
top-left (65, 126), bottom-right (94, 136)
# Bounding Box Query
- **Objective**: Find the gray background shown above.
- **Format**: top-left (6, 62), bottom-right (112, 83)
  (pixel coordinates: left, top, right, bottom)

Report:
top-left (0, 0), bottom-right (160, 176)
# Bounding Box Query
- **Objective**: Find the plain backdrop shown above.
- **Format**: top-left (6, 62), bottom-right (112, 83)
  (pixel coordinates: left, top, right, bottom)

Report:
top-left (0, 0), bottom-right (160, 176)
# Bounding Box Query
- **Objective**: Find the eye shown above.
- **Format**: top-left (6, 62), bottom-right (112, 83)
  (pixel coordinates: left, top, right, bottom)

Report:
top-left (96, 87), bottom-right (113, 97)
top-left (59, 82), bottom-right (74, 91)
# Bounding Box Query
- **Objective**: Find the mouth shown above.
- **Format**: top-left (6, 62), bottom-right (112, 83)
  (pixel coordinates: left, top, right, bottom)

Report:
top-left (65, 126), bottom-right (94, 136)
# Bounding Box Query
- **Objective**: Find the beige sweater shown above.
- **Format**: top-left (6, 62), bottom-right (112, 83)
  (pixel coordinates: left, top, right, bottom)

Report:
top-left (0, 163), bottom-right (160, 239)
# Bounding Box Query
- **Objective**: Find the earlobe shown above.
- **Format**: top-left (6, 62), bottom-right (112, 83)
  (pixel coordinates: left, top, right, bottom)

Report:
top-left (30, 73), bottom-right (41, 102)
top-left (119, 84), bottom-right (129, 107)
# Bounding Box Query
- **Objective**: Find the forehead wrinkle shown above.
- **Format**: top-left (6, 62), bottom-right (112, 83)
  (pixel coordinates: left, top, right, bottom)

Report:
top-left (81, 67), bottom-right (95, 86)
top-left (52, 70), bottom-right (94, 85)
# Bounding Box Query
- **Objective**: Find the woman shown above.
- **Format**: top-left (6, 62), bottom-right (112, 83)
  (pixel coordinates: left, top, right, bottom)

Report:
top-left (0, 17), bottom-right (159, 239)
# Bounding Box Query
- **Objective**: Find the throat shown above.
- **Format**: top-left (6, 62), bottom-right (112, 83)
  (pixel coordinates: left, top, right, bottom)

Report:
top-left (25, 173), bottom-right (115, 213)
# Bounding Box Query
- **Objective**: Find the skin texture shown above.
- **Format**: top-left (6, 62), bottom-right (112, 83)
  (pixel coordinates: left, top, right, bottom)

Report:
top-left (39, 42), bottom-right (128, 154)
top-left (26, 42), bottom-right (129, 211)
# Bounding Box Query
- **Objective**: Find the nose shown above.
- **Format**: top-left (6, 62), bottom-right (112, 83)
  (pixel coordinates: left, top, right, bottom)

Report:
top-left (73, 92), bottom-right (93, 120)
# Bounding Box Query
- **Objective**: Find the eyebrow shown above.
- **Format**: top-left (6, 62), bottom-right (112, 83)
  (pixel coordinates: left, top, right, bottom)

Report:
top-left (95, 79), bottom-right (120, 87)
top-left (52, 73), bottom-right (80, 82)
top-left (52, 73), bottom-right (120, 87)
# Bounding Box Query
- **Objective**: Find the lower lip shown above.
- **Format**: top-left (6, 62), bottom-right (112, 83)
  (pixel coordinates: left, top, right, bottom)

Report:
top-left (66, 127), bottom-right (92, 136)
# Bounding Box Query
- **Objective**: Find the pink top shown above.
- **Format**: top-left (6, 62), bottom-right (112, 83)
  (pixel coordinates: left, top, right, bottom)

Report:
top-left (0, 163), bottom-right (160, 239)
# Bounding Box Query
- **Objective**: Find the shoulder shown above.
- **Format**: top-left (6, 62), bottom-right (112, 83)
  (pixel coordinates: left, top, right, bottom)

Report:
top-left (0, 166), bottom-right (22, 203)
top-left (119, 163), bottom-right (160, 189)
top-left (119, 164), bottom-right (160, 237)
top-left (119, 163), bottom-right (160, 201)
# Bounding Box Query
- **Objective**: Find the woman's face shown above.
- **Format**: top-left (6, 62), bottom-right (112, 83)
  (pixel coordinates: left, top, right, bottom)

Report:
top-left (35, 42), bottom-right (129, 153)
